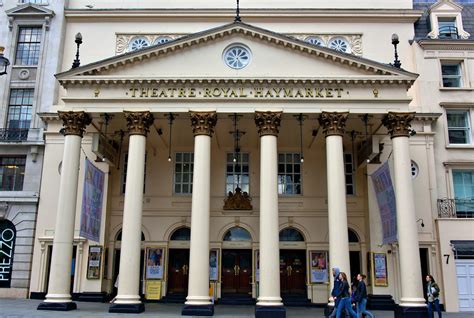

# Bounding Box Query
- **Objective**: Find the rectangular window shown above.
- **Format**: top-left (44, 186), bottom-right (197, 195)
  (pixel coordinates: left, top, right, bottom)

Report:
top-left (121, 153), bottom-right (146, 194)
top-left (0, 156), bottom-right (26, 191)
top-left (438, 17), bottom-right (458, 39)
top-left (19, 0), bottom-right (47, 3)
top-left (447, 110), bottom-right (471, 144)
top-left (344, 153), bottom-right (355, 195)
top-left (278, 153), bottom-right (301, 195)
top-left (226, 152), bottom-right (249, 194)
top-left (452, 170), bottom-right (474, 218)
top-left (15, 27), bottom-right (42, 65)
top-left (174, 152), bottom-right (194, 194)
top-left (441, 62), bottom-right (462, 88)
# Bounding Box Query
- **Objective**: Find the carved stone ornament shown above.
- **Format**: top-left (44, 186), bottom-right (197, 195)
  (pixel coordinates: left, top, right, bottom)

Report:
top-left (223, 187), bottom-right (253, 210)
top-left (58, 111), bottom-right (92, 137)
top-left (318, 112), bottom-right (349, 137)
top-left (124, 111), bottom-right (155, 136)
top-left (382, 112), bottom-right (415, 139)
top-left (254, 111), bottom-right (282, 136)
top-left (190, 112), bottom-right (218, 136)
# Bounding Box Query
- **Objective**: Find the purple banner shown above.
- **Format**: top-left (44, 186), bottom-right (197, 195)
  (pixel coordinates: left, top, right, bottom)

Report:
top-left (371, 161), bottom-right (397, 244)
top-left (80, 159), bottom-right (105, 242)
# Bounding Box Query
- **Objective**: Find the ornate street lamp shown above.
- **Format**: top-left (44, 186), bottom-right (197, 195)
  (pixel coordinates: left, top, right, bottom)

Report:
top-left (391, 33), bottom-right (401, 68)
top-left (71, 33), bottom-right (83, 69)
top-left (0, 46), bottom-right (10, 76)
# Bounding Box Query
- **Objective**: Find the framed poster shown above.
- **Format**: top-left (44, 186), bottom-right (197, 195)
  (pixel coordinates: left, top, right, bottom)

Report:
top-left (209, 249), bottom-right (219, 281)
top-left (372, 253), bottom-right (388, 286)
top-left (87, 246), bottom-right (102, 279)
top-left (145, 247), bottom-right (164, 279)
top-left (255, 250), bottom-right (260, 282)
top-left (309, 251), bottom-right (328, 283)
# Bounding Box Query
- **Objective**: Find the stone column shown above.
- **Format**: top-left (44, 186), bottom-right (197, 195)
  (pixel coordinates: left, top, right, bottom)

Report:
top-left (255, 111), bottom-right (285, 318)
top-left (382, 112), bottom-right (426, 318)
top-left (109, 111), bottom-right (154, 314)
top-left (318, 112), bottom-right (351, 297)
top-left (182, 111), bottom-right (217, 316)
top-left (38, 111), bottom-right (91, 311)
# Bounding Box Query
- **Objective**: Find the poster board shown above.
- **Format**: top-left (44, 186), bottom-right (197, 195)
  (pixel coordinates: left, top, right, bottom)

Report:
top-left (87, 246), bottom-right (102, 279)
top-left (209, 249), bottom-right (219, 281)
top-left (145, 280), bottom-right (162, 300)
top-left (255, 250), bottom-right (260, 282)
top-left (371, 252), bottom-right (388, 286)
top-left (145, 247), bottom-right (164, 279)
top-left (309, 251), bottom-right (328, 283)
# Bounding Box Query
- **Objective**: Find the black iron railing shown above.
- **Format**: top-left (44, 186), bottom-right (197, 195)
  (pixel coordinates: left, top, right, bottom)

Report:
top-left (438, 26), bottom-right (459, 39)
top-left (437, 198), bottom-right (474, 218)
top-left (0, 129), bottom-right (29, 142)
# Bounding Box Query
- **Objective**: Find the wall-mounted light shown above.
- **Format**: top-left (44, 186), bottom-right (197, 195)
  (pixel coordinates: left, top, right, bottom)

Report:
top-left (416, 218), bottom-right (425, 228)
top-left (0, 46), bottom-right (10, 76)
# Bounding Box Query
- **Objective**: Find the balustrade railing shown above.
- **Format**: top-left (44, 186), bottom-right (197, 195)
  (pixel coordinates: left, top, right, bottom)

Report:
top-left (437, 198), bottom-right (474, 218)
top-left (0, 129), bottom-right (29, 142)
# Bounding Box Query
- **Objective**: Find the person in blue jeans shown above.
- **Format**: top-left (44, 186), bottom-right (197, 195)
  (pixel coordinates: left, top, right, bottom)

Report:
top-left (328, 267), bottom-right (343, 318)
top-left (335, 272), bottom-right (358, 318)
top-left (426, 274), bottom-right (442, 318)
top-left (354, 274), bottom-right (374, 318)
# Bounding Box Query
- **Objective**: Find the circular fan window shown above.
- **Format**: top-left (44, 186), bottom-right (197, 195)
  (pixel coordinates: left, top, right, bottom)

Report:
top-left (329, 37), bottom-right (350, 53)
top-left (128, 37), bottom-right (150, 52)
top-left (154, 36), bottom-right (172, 45)
top-left (305, 36), bottom-right (324, 46)
top-left (223, 44), bottom-right (252, 69)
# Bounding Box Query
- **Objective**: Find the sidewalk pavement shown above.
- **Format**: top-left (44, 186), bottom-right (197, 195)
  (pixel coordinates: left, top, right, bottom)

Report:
top-left (0, 299), bottom-right (472, 318)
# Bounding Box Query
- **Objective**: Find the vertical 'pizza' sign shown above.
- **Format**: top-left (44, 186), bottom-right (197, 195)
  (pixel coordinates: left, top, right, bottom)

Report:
top-left (0, 220), bottom-right (16, 288)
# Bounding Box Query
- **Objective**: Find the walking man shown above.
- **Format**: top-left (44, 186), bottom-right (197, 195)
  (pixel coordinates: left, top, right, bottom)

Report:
top-left (355, 274), bottom-right (374, 318)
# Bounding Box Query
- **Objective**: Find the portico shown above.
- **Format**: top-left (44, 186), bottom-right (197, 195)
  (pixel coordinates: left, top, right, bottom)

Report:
top-left (33, 22), bottom-right (426, 317)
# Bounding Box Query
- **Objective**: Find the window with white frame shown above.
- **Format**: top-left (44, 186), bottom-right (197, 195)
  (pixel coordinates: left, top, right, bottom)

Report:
top-left (15, 27), bottom-right (42, 65)
top-left (121, 153), bottom-right (146, 194)
top-left (226, 152), bottom-right (249, 194)
top-left (447, 110), bottom-right (471, 144)
top-left (438, 17), bottom-right (458, 39)
top-left (452, 170), bottom-right (474, 217)
top-left (278, 153), bottom-right (301, 195)
top-left (0, 156), bottom-right (26, 191)
top-left (7, 89), bottom-right (33, 130)
top-left (441, 62), bottom-right (462, 88)
top-left (174, 152), bottom-right (194, 194)
top-left (344, 153), bottom-right (355, 195)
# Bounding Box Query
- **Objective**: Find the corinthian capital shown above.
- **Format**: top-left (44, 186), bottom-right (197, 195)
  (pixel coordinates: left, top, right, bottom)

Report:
top-left (254, 111), bottom-right (282, 137)
top-left (58, 111), bottom-right (92, 138)
top-left (124, 111), bottom-right (154, 136)
top-left (190, 111), bottom-right (218, 136)
top-left (318, 112), bottom-right (349, 137)
top-left (382, 112), bottom-right (415, 139)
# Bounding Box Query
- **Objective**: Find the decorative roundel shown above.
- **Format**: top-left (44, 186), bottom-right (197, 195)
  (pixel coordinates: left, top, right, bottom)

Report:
top-left (128, 37), bottom-right (150, 51)
top-left (223, 44), bottom-right (251, 69)
top-left (329, 37), bottom-right (350, 53)
top-left (411, 160), bottom-right (419, 179)
top-left (154, 36), bottom-right (172, 45)
top-left (305, 36), bottom-right (324, 46)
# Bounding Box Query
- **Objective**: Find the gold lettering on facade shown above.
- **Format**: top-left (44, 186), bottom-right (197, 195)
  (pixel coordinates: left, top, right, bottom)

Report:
top-left (255, 88), bottom-right (264, 98)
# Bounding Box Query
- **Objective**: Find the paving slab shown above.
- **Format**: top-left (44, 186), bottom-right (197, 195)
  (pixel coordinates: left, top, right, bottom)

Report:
top-left (0, 299), bottom-right (472, 318)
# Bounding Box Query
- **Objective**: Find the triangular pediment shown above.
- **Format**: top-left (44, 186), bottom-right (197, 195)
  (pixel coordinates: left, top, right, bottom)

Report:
top-left (57, 22), bottom-right (417, 86)
top-left (6, 3), bottom-right (55, 17)
top-left (429, 0), bottom-right (463, 13)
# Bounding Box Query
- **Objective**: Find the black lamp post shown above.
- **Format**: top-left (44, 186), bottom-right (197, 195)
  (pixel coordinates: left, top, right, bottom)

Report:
top-left (72, 33), bottom-right (83, 69)
top-left (0, 46), bottom-right (10, 76)
top-left (391, 33), bottom-right (401, 68)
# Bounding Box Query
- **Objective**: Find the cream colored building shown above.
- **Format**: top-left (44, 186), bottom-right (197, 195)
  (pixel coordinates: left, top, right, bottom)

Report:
top-left (22, 0), bottom-right (473, 317)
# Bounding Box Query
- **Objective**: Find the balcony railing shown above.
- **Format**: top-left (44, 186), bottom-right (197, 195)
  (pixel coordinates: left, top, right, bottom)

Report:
top-left (437, 198), bottom-right (474, 218)
top-left (0, 129), bottom-right (29, 142)
top-left (438, 26), bottom-right (459, 39)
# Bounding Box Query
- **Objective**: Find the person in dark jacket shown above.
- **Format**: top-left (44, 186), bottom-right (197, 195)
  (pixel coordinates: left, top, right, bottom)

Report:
top-left (354, 274), bottom-right (374, 318)
top-left (426, 274), bottom-right (442, 318)
top-left (335, 272), bottom-right (358, 318)
top-left (328, 267), bottom-right (342, 318)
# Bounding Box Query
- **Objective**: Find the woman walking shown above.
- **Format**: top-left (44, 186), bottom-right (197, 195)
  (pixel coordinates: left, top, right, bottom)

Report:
top-left (355, 274), bottom-right (374, 318)
top-left (426, 274), bottom-right (442, 318)
top-left (335, 272), bottom-right (358, 318)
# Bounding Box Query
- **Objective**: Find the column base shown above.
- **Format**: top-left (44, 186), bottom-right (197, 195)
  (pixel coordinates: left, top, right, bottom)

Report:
top-left (37, 301), bottom-right (77, 311)
top-left (109, 303), bottom-right (145, 313)
top-left (395, 305), bottom-right (427, 318)
top-left (255, 305), bottom-right (286, 318)
top-left (181, 304), bottom-right (214, 316)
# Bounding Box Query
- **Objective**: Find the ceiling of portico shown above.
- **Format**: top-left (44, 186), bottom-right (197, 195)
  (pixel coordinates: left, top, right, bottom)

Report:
top-left (56, 22), bottom-right (418, 114)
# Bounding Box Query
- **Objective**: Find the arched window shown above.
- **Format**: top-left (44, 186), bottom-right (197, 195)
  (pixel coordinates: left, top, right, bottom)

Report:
top-left (223, 227), bottom-right (252, 242)
top-left (348, 228), bottom-right (359, 243)
top-left (279, 228), bottom-right (305, 242)
top-left (116, 230), bottom-right (145, 241)
top-left (170, 227), bottom-right (191, 241)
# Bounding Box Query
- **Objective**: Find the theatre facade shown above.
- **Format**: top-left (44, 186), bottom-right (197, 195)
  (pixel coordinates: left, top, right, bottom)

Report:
top-left (29, 14), bottom-right (436, 318)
